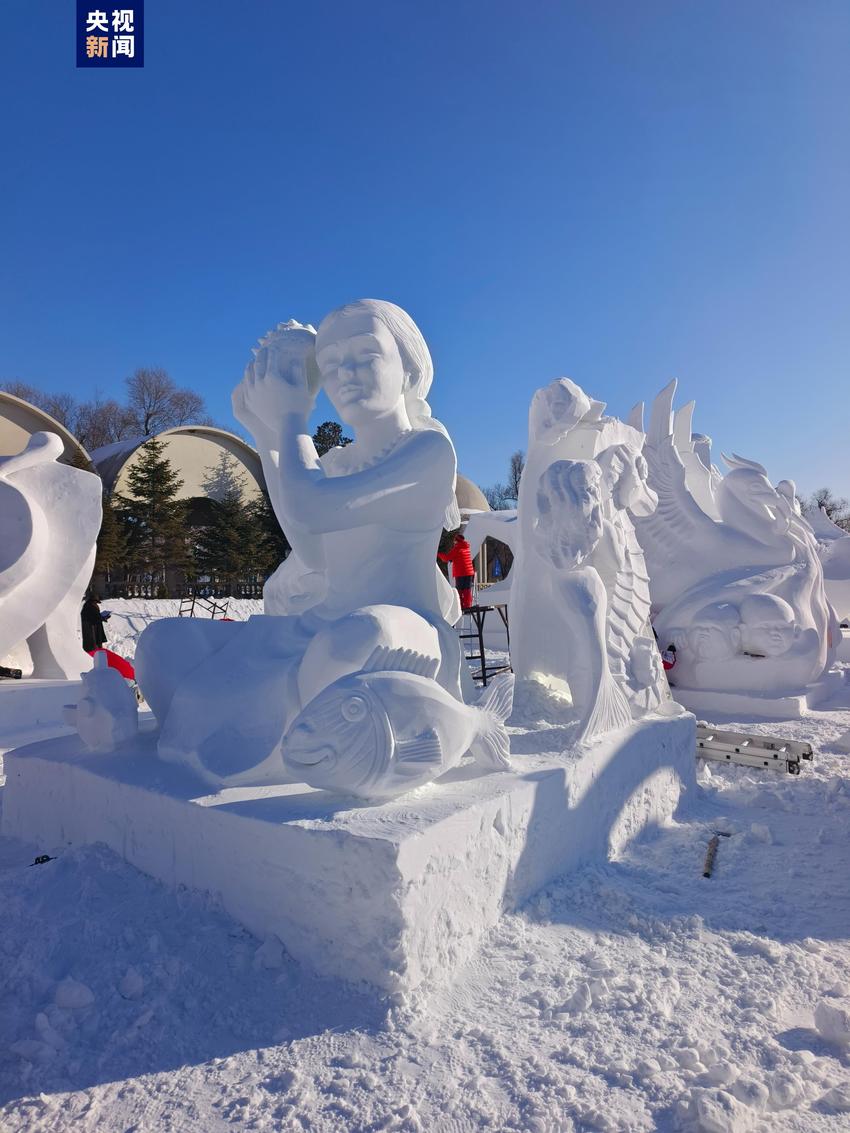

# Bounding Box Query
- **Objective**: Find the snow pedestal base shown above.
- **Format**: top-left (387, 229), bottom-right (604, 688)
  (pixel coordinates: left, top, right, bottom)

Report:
top-left (0, 679), bottom-right (81, 744)
top-left (672, 669), bottom-right (846, 721)
top-left (2, 713), bottom-right (695, 1001)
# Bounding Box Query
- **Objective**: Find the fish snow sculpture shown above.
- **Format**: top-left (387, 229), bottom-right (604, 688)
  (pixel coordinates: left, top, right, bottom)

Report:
top-left (282, 647), bottom-right (513, 800)
top-left (633, 381), bottom-right (837, 699)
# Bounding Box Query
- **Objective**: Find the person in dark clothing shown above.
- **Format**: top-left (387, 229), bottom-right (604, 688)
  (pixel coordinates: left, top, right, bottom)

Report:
top-left (81, 594), bottom-right (107, 652)
top-left (438, 531), bottom-right (476, 610)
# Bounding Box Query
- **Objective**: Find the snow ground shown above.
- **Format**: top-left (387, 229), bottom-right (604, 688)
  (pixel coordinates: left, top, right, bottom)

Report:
top-left (1, 606), bottom-right (849, 1132)
top-left (96, 598), bottom-right (265, 665)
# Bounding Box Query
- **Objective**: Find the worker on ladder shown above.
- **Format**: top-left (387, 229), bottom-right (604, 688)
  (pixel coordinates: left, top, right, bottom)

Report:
top-left (438, 530), bottom-right (476, 611)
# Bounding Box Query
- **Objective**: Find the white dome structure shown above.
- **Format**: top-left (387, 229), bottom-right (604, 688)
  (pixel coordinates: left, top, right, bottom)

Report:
top-left (0, 389), bottom-right (92, 466)
top-left (92, 426), bottom-right (264, 502)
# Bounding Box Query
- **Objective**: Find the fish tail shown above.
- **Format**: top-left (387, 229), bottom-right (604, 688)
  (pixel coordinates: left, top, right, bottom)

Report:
top-left (470, 673), bottom-right (514, 770)
top-left (578, 671), bottom-right (632, 741)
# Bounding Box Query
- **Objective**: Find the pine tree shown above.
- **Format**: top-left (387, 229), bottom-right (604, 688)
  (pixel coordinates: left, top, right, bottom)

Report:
top-left (115, 438), bottom-right (188, 596)
top-left (194, 484), bottom-right (257, 595)
top-left (94, 492), bottom-right (128, 585)
top-left (194, 452), bottom-right (289, 594)
top-left (245, 489), bottom-right (291, 580)
top-left (313, 420), bottom-right (352, 457)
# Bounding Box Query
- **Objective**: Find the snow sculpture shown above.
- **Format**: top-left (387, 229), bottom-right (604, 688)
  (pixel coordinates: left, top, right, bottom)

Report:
top-left (63, 650), bottom-right (139, 752)
top-left (635, 381), bottom-right (838, 700)
top-left (799, 501), bottom-right (850, 623)
top-left (135, 300), bottom-right (512, 797)
top-left (0, 432), bottom-right (101, 679)
top-left (505, 379), bottom-right (669, 741)
top-left (284, 659), bottom-right (512, 799)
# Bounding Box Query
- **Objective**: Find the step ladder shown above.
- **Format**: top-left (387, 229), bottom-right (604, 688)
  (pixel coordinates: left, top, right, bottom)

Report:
top-left (178, 594), bottom-right (230, 620)
top-left (696, 724), bottom-right (813, 775)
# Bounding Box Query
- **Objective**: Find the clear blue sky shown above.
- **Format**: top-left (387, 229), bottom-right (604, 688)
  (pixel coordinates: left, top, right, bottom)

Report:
top-left (1, 1), bottom-right (848, 497)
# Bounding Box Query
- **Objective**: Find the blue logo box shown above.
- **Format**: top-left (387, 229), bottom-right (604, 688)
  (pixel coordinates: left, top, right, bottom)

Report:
top-left (76, 3), bottom-right (144, 68)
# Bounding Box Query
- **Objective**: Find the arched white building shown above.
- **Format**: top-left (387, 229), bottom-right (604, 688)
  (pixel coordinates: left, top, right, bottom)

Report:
top-left (0, 389), bottom-right (92, 466)
top-left (91, 426), bottom-right (264, 503)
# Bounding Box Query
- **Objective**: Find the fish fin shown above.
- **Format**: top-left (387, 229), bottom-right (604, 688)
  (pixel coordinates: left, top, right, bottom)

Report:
top-left (394, 728), bottom-right (444, 774)
top-left (469, 727), bottom-right (512, 771)
top-left (362, 646), bottom-right (440, 680)
top-left (475, 672), bottom-right (514, 723)
top-left (470, 673), bottom-right (514, 770)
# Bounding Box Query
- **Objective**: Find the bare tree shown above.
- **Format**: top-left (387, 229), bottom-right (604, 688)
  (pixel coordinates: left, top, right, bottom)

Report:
top-left (803, 487), bottom-right (850, 531)
top-left (507, 450), bottom-right (525, 501)
top-left (74, 396), bottom-right (136, 451)
top-left (2, 380), bottom-right (76, 428)
top-left (4, 371), bottom-right (215, 451)
top-left (125, 369), bottom-right (211, 435)
top-left (481, 482), bottom-right (512, 510)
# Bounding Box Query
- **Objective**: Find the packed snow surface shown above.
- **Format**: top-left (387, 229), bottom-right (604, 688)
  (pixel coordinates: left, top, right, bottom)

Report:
top-left (1, 601), bottom-right (849, 1131)
top-left (95, 598), bottom-right (264, 664)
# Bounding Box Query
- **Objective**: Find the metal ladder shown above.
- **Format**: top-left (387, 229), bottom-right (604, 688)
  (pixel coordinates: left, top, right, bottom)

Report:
top-left (696, 724), bottom-right (813, 775)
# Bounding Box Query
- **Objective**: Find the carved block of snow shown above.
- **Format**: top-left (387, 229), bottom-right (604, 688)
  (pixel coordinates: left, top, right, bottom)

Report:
top-left (2, 711), bottom-right (695, 1001)
top-left (0, 679), bottom-right (82, 744)
top-left (63, 650), bottom-right (138, 753)
top-left (634, 382), bottom-right (838, 707)
top-left (0, 432), bottom-right (101, 679)
top-left (135, 302), bottom-right (487, 800)
top-left (503, 379), bottom-right (670, 742)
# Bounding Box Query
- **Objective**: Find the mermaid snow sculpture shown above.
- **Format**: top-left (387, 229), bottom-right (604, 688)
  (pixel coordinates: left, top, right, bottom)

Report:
top-left (499, 378), bottom-right (670, 741)
top-left (135, 301), bottom-right (512, 797)
top-left (0, 432), bottom-right (101, 679)
top-left (634, 380), bottom-right (838, 702)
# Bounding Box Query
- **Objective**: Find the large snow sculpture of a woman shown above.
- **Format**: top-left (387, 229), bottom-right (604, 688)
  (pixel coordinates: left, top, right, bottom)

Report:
top-left (135, 301), bottom-right (508, 794)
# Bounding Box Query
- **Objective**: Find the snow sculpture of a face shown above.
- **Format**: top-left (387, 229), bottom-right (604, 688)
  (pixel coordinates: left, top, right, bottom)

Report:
top-left (535, 460), bottom-right (603, 570)
top-left (529, 379), bottom-right (593, 448)
top-left (738, 594), bottom-right (798, 658)
top-left (629, 636), bottom-right (664, 687)
top-left (598, 445), bottom-right (657, 519)
top-left (316, 312), bottom-right (407, 429)
top-left (680, 603), bottom-right (741, 662)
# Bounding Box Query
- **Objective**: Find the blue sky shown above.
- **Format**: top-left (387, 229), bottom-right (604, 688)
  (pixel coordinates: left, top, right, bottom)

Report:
top-left (1, 1), bottom-right (848, 497)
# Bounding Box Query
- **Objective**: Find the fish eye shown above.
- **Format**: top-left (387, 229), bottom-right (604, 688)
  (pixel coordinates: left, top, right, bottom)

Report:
top-left (341, 695), bottom-right (368, 722)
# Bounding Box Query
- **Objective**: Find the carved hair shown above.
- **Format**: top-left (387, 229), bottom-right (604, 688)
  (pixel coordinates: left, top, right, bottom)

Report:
top-left (534, 459), bottom-right (603, 569)
top-left (317, 299), bottom-right (460, 529)
top-left (528, 379), bottom-right (592, 446)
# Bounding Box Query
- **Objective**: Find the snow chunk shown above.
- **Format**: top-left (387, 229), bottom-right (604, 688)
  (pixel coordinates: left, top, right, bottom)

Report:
top-left (54, 977), bottom-right (94, 1009)
top-left (815, 998), bottom-right (850, 1047)
top-left (119, 966), bottom-right (144, 1000)
top-left (676, 1087), bottom-right (755, 1132)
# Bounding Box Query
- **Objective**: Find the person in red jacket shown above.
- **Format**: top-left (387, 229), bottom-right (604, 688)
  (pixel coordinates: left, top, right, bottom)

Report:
top-left (438, 531), bottom-right (476, 610)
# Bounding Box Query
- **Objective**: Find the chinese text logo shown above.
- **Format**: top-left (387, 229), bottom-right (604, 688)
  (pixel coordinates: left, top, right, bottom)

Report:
top-left (77, 4), bottom-right (144, 68)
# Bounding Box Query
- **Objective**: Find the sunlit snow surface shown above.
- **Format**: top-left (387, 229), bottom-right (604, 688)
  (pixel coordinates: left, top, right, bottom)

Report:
top-left (1, 601), bottom-right (848, 1132)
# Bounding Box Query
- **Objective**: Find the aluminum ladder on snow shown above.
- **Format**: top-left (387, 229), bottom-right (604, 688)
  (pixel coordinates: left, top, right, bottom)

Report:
top-left (696, 724), bottom-right (813, 775)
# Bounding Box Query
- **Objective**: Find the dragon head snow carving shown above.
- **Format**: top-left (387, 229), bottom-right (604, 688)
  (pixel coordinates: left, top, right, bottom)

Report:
top-left (634, 382), bottom-right (836, 699)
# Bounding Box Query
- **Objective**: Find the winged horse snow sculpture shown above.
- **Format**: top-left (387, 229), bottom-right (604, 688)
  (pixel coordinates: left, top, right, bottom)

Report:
top-left (633, 381), bottom-right (837, 699)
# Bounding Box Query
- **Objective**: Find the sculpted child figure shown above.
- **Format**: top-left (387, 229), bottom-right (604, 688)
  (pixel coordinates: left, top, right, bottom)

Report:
top-left (135, 300), bottom-right (500, 793)
top-left (529, 459), bottom-right (633, 740)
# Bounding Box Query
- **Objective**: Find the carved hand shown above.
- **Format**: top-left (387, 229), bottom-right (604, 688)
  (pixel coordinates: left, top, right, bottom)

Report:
top-left (232, 322), bottom-right (319, 434)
